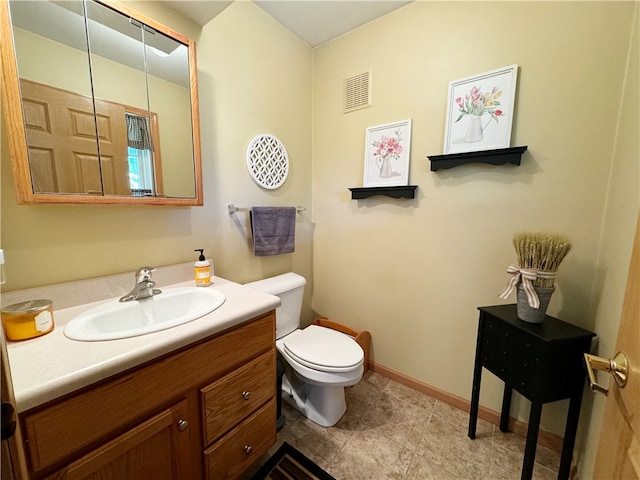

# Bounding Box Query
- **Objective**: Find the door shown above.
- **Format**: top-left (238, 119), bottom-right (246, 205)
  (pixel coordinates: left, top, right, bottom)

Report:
top-left (49, 399), bottom-right (195, 480)
top-left (592, 212), bottom-right (639, 479)
top-left (19, 79), bottom-right (131, 196)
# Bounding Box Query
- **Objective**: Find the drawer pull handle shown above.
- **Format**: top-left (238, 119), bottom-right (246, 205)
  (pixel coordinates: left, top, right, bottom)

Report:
top-left (242, 391), bottom-right (251, 400)
top-left (244, 445), bottom-right (253, 455)
top-left (177, 419), bottom-right (189, 432)
top-left (584, 352), bottom-right (628, 395)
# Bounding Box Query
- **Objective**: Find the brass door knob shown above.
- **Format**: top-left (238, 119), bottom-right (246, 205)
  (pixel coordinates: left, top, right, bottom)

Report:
top-left (584, 352), bottom-right (629, 395)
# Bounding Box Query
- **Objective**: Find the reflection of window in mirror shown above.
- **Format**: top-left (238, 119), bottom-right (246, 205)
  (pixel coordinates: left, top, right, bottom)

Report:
top-left (128, 147), bottom-right (153, 196)
top-left (126, 113), bottom-right (154, 196)
top-left (124, 109), bottom-right (164, 197)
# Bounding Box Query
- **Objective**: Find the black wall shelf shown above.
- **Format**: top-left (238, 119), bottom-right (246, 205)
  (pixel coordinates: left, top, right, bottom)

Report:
top-left (427, 146), bottom-right (528, 171)
top-left (349, 185), bottom-right (417, 200)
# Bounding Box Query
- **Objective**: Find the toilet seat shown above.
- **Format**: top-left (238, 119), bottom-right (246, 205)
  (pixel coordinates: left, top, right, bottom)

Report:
top-left (282, 325), bottom-right (364, 373)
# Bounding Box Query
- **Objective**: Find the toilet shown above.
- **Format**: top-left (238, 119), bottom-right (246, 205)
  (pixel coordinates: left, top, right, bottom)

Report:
top-left (245, 272), bottom-right (364, 427)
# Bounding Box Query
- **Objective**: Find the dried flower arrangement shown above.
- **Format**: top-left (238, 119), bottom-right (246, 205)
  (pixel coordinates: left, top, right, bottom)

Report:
top-left (512, 232), bottom-right (572, 288)
top-left (499, 231), bottom-right (572, 316)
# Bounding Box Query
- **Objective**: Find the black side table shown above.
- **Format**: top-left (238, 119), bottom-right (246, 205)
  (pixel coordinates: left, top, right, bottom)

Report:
top-left (468, 305), bottom-right (595, 480)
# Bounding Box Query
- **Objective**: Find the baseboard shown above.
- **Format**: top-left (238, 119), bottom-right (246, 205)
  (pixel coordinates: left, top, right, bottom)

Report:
top-left (369, 361), bottom-right (564, 453)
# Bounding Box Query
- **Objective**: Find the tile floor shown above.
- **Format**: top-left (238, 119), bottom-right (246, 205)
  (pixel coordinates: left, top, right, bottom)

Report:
top-left (251, 371), bottom-right (562, 480)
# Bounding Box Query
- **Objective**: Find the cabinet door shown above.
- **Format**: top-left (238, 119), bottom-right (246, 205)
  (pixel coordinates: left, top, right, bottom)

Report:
top-left (48, 399), bottom-right (195, 480)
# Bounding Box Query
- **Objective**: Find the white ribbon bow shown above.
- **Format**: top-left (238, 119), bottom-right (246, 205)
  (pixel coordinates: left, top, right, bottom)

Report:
top-left (498, 265), bottom-right (557, 308)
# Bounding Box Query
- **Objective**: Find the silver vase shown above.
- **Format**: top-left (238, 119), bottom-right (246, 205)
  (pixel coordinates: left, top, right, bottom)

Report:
top-left (516, 284), bottom-right (555, 323)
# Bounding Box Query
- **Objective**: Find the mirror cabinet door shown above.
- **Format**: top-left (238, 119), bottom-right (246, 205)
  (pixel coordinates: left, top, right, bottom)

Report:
top-left (145, 30), bottom-right (197, 199)
top-left (86, 0), bottom-right (146, 197)
top-left (1, 0), bottom-right (202, 205)
top-left (9, 0), bottom-right (100, 195)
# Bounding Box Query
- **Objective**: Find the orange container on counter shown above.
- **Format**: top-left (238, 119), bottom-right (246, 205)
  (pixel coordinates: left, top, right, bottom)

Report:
top-left (1, 299), bottom-right (55, 341)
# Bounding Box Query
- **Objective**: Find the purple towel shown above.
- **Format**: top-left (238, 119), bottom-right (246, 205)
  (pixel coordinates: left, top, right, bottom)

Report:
top-left (250, 206), bottom-right (296, 256)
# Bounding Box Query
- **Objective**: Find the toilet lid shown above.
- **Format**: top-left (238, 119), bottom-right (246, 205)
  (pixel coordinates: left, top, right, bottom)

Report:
top-left (283, 325), bottom-right (364, 372)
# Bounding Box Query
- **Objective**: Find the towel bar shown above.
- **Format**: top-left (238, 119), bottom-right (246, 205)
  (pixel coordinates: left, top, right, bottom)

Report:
top-left (227, 204), bottom-right (305, 215)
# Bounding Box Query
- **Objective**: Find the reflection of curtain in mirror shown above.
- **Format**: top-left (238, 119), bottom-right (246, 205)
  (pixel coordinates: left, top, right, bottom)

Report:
top-left (125, 113), bottom-right (154, 196)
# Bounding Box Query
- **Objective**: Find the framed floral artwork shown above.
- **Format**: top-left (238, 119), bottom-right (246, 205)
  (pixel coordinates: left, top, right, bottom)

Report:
top-left (363, 119), bottom-right (412, 187)
top-left (443, 64), bottom-right (518, 154)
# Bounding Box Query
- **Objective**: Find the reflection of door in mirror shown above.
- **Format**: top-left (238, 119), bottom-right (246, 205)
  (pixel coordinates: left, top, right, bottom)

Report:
top-left (19, 79), bottom-right (105, 195)
top-left (95, 97), bottom-right (130, 196)
top-left (20, 81), bottom-right (162, 196)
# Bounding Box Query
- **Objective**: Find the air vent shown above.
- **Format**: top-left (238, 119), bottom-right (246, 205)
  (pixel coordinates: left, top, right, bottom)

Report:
top-left (344, 71), bottom-right (372, 113)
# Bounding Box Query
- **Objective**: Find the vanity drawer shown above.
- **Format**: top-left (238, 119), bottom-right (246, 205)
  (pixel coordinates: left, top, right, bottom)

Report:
top-left (204, 399), bottom-right (276, 480)
top-left (201, 349), bottom-right (275, 445)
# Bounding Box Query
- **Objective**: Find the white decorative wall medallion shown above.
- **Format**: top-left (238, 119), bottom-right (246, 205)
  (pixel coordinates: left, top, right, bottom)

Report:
top-left (246, 134), bottom-right (289, 189)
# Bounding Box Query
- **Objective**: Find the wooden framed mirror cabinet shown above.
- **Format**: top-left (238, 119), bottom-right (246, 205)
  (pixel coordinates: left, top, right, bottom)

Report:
top-left (0, 0), bottom-right (203, 206)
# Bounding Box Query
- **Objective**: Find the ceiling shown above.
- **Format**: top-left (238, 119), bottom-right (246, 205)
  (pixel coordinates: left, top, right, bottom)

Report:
top-left (162, 0), bottom-right (413, 47)
top-left (11, 1), bottom-right (190, 86)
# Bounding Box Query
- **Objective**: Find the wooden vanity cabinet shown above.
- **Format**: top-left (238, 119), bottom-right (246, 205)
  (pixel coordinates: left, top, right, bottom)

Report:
top-left (19, 312), bottom-right (276, 480)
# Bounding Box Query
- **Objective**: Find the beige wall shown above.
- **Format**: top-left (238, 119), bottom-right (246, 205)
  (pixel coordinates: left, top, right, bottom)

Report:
top-left (1, 1), bottom-right (314, 323)
top-left (311, 1), bottom-right (638, 475)
top-left (12, 28), bottom-right (94, 98)
top-left (194, 2), bottom-right (314, 321)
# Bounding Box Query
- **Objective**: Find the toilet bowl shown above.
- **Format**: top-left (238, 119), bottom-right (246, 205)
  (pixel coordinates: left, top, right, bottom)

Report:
top-left (245, 273), bottom-right (364, 427)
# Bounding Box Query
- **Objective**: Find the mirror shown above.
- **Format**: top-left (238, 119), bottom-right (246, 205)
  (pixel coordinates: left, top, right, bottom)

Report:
top-left (0, 0), bottom-right (203, 205)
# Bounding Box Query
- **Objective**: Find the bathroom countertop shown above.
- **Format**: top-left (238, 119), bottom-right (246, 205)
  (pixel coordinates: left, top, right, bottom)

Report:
top-left (6, 277), bottom-right (280, 412)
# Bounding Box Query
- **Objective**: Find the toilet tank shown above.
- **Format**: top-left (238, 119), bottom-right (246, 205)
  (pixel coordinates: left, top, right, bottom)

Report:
top-left (245, 273), bottom-right (306, 340)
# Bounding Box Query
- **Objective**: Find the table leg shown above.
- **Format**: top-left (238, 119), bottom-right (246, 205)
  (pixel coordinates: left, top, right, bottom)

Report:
top-left (558, 391), bottom-right (583, 480)
top-left (500, 383), bottom-right (512, 432)
top-left (468, 361), bottom-right (482, 439)
top-left (468, 322), bottom-right (484, 440)
top-left (521, 401), bottom-right (542, 480)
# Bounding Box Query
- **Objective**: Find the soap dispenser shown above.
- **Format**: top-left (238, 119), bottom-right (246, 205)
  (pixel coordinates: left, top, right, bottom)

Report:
top-left (194, 249), bottom-right (211, 287)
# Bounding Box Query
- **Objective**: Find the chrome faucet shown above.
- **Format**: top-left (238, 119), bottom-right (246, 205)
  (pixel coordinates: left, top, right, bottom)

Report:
top-left (119, 267), bottom-right (162, 302)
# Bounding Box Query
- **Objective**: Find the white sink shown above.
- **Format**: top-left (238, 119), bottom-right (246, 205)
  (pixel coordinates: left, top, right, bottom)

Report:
top-left (64, 287), bottom-right (226, 341)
